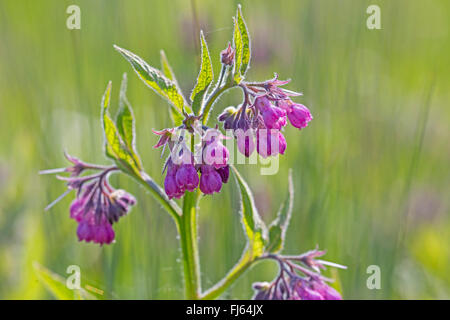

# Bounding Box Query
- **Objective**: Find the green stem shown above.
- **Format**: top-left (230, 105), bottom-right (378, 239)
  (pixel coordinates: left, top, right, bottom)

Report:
top-left (180, 190), bottom-right (201, 299)
top-left (202, 66), bottom-right (235, 125)
top-left (200, 249), bottom-right (257, 300)
top-left (132, 171), bottom-right (182, 226)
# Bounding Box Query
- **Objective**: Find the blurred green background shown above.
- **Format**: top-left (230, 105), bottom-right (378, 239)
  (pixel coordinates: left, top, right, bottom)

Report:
top-left (0, 0), bottom-right (449, 299)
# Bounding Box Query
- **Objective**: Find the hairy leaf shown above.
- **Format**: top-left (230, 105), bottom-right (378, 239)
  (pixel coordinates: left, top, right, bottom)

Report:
top-left (266, 169), bottom-right (294, 253)
top-left (233, 17), bottom-right (243, 83)
top-left (231, 166), bottom-right (267, 258)
top-left (101, 81), bottom-right (141, 175)
top-left (33, 262), bottom-right (96, 300)
top-left (160, 50), bottom-right (187, 125)
top-left (236, 5), bottom-right (251, 76)
top-left (114, 45), bottom-right (186, 119)
top-left (116, 73), bottom-right (142, 169)
top-left (160, 50), bottom-right (177, 82)
top-left (190, 31), bottom-right (213, 115)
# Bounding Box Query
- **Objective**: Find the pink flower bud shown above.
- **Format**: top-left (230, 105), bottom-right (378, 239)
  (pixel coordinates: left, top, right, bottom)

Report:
top-left (255, 96), bottom-right (287, 129)
top-left (236, 132), bottom-right (255, 157)
top-left (164, 165), bottom-right (185, 199)
top-left (199, 165), bottom-right (222, 195)
top-left (311, 280), bottom-right (342, 300)
top-left (203, 140), bottom-right (229, 169)
top-left (175, 164), bottom-right (199, 192)
top-left (287, 104), bottom-right (312, 129)
top-left (256, 129), bottom-right (287, 158)
top-left (220, 42), bottom-right (235, 66)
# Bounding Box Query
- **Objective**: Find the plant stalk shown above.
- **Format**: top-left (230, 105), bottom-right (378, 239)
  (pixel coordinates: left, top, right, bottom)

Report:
top-left (180, 190), bottom-right (201, 299)
top-left (202, 65), bottom-right (234, 125)
top-left (200, 249), bottom-right (256, 300)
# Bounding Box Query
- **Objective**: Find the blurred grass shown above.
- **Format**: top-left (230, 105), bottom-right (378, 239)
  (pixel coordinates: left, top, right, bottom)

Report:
top-left (0, 0), bottom-right (449, 299)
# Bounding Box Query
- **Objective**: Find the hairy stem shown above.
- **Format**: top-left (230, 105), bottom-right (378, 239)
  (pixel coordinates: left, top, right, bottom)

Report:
top-left (132, 171), bottom-right (182, 226)
top-left (180, 190), bottom-right (201, 299)
top-left (201, 65), bottom-right (234, 125)
top-left (200, 249), bottom-right (257, 300)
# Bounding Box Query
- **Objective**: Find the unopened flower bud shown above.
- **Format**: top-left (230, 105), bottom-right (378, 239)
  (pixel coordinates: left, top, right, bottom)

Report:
top-left (218, 106), bottom-right (238, 130)
top-left (287, 104), bottom-right (312, 129)
top-left (256, 129), bottom-right (286, 158)
top-left (220, 42), bottom-right (235, 66)
top-left (175, 164), bottom-right (199, 192)
top-left (199, 165), bottom-right (222, 195)
top-left (216, 165), bottom-right (229, 184)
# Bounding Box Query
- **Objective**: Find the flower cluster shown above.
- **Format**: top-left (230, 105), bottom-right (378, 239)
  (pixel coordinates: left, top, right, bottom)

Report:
top-left (154, 124), bottom-right (230, 198)
top-left (41, 153), bottom-right (136, 245)
top-left (252, 249), bottom-right (345, 300)
top-left (218, 75), bottom-right (312, 158)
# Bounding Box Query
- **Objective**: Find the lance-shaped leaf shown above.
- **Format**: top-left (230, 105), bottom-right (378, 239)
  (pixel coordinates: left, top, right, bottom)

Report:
top-left (232, 16), bottom-right (243, 83)
top-left (33, 262), bottom-right (96, 300)
top-left (265, 169), bottom-right (294, 253)
top-left (160, 50), bottom-right (178, 85)
top-left (116, 73), bottom-right (142, 170)
top-left (114, 45), bottom-right (186, 119)
top-left (236, 5), bottom-right (251, 76)
top-left (101, 81), bottom-right (141, 175)
top-left (190, 31), bottom-right (213, 115)
top-left (160, 50), bottom-right (187, 125)
top-left (231, 166), bottom-right (267, 258)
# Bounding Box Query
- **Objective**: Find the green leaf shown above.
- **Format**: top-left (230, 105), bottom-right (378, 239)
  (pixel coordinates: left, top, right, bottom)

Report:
top-left (236, 5), bottom-right (251, 76)
top-left (114, 44), bottom-right (186, 119)
top-left (101, 81), bottom-right (141, 175)
top-left (231, 166), bottom-right (267, 258)
top-left (160, 50), bottom-right (186, 126)
top-left (190, 31), bottom-right (214, 115)
top-left (116, 73), bottom-right (142, 169)
top-left (232, 17), bottom-right (243, 83)
top-left (266, 169), bottom-right (294, 253)
top-left (33, 262), bottom-right (96, 300)
top-left (117, 73), bottom-right (133, 147)
top-left (160, 50), bottom-right (177, 83)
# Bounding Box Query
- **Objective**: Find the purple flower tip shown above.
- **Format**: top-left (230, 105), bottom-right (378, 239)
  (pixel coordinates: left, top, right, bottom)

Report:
top-left (287, 104), bottom-right (312, 129)
top-left (176, 164), bottom-right (199, 192)
top-left (199, 165), bottom-right (223, 195)
top-left (256, 129), bottom-right (287, 158)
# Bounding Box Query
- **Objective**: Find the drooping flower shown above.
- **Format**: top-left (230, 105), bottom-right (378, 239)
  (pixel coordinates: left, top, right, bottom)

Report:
top-left (164, 160), bottom-right (185, 199)
top-left (176, 163), bottom-right (199, 192)
top-left (218, 74), bottom-right (310, 158)
top-left (237, 133), bottom-right (255, 157)
top-left (252, 249), bottom-right (345, 300)
top-left (153, 125), bottom-right (230, 197)
top-left (203, 129), bottom-right (229, 169)
top-left (310, 279), bottom-right (342, 300)
top-left (290, 277), bottom-right (324, 300)
top-left (69, 180), bottom-right (135, 245)
top-left (254, 96), bottom-right (287, 130)
top-left (278, 99), bottom-right (312, 129)
top-left (41, 153), bottom-right (136, 245)
top-left (199, 165), bottom-right (223, 195)
top-left (256, 129), bottom-right (286, 158)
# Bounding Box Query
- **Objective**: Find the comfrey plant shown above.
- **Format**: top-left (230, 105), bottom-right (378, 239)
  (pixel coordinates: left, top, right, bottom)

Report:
top-left (41, 6), bottom-right (345, 299)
